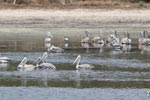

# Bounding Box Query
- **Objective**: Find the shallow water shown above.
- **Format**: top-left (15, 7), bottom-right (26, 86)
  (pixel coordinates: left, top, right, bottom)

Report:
top-left (0, 87), bottom-right (150, 100)
top-left (0, 51), bottom-right (149, 88)
top-left (0, 28), bottom-right (150, 99)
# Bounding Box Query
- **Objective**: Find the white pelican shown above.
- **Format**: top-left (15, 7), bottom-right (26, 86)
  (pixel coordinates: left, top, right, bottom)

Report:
top-left (45, 32), bottom-right (53, 48)
top-left (81, 30), bottom-right (91, 43)
top-left (107, 30), bottom-right (118, 43)
top-left (121, 32), bottom-right (132, 45)
top-left (48, 45), bottom-right (64, 53)
top-left (138, 31), bottom-right (150, 45)
top-left (73, 55), bottom-right (94, 70)
top-left (92, 30), bottom-right (104, 45)
top-left (36, 52), bottom-right (56, 70)
top-left (17, 57), bottom-right (37, 71)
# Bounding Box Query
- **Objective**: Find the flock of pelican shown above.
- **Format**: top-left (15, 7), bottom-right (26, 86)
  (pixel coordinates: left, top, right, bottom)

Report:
top-left (81, 30), bottom-right (133, 51)
top-left (16, 30), bottom-right (148, 71)
top-left (17, 52), bottom-right (93, 71)
top-left (17, 52), bottom-right (56, 71)
top-left (0, 30), bottom-right (150, 71)
top-left (45, 30), bottom-right (150, 53)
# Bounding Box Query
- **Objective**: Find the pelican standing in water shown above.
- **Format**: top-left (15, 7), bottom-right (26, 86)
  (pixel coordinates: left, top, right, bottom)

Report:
top-left (73, 55), bottom-right (94, 70)
top-left (91, 30), bottom-right (104, 45)
top-left (121, 32), bottom-right (132, 45)
top-left (45, 32), bottom-right (53, 48)
top-left (138, 31), bottom-right (150, 45)
top-left (36, 52), bottom-right (56, 70)
top-left (81, 30), bottom-right (92, 43)
top-left (17, 57), bottom-right (37, 71)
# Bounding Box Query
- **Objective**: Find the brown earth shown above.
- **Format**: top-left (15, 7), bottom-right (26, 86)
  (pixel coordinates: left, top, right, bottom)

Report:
top-left (0, 3), bottom-right (150, 28)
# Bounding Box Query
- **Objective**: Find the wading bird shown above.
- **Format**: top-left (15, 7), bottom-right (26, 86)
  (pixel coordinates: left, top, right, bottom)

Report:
top-left (36, 52), bottom-right (56, 70)
top-left (73, 55), bottom-right (94, 70)
top-left (121, 32), bottom-right (132, 45)
top-left (17, 57), bottom-right (37, 71)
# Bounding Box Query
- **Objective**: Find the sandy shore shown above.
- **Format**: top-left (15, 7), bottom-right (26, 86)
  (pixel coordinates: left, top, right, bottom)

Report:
top-left (0, 9), bottom-right (150, 28)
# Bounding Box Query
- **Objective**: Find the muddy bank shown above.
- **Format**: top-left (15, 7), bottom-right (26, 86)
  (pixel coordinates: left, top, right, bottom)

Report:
top-left (0, 9), bottom-right (150, 28)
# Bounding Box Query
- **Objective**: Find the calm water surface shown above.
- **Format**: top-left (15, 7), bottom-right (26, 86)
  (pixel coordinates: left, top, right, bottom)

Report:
top-left (0, 50), bottom-right (150, 100)
top-left (0, 28), bottom-right (150, 100)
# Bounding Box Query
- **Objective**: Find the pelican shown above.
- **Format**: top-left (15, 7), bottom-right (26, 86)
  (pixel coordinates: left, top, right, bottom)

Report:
top-left (17, 57), bottom-right (37, 71)
top-left (48, 45), bottom-right (64, 53)
top-left (92, 30), bottom-right (104, 45)
top-left (121, 32), bottom-right (132, 45)
top-left (81, 30), bottom-right (91, 43)
top-left (73, 55), bottom-right (94, 70)
top-left (108, 33), bottom-right (122, 50)
top-left (36, 52), bottom-right (56, 70)
top-left (138, 31), bottom-right (150, 45)
top-left (107, 30), bottom-right (118, 43)
top-left (45, 32), bottom-right (53, 48)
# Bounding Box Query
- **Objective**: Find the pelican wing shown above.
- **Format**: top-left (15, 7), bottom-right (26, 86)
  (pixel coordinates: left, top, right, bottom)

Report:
top-left (39, 63), bottom-right (56, 70)
top-left (50, 46), bottom-right (64, 53)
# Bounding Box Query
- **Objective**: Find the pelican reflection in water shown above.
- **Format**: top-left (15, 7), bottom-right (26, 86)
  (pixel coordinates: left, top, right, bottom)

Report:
top-left (73, 55), bottom-right (94, 70)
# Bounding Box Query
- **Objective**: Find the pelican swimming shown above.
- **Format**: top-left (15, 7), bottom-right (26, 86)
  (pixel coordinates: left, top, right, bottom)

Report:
top-left (73, 55), bottom-right (94, 70)
top-left (17, 57), bottom-right (37, 71)
top-left (48, 45), bottom-right (64, 53)
top-left (36, 52), bottom-right (56, 70)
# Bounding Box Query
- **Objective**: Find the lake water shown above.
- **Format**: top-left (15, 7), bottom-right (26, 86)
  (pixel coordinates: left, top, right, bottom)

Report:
top-left (0, 51), bottom-right (150, 100)
top-left (0, 28), bottom-right (150, 100)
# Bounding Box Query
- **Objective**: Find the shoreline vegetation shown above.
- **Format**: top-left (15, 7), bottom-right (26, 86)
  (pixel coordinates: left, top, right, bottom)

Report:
top-left (0, 0), bottom-right (150, 28)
